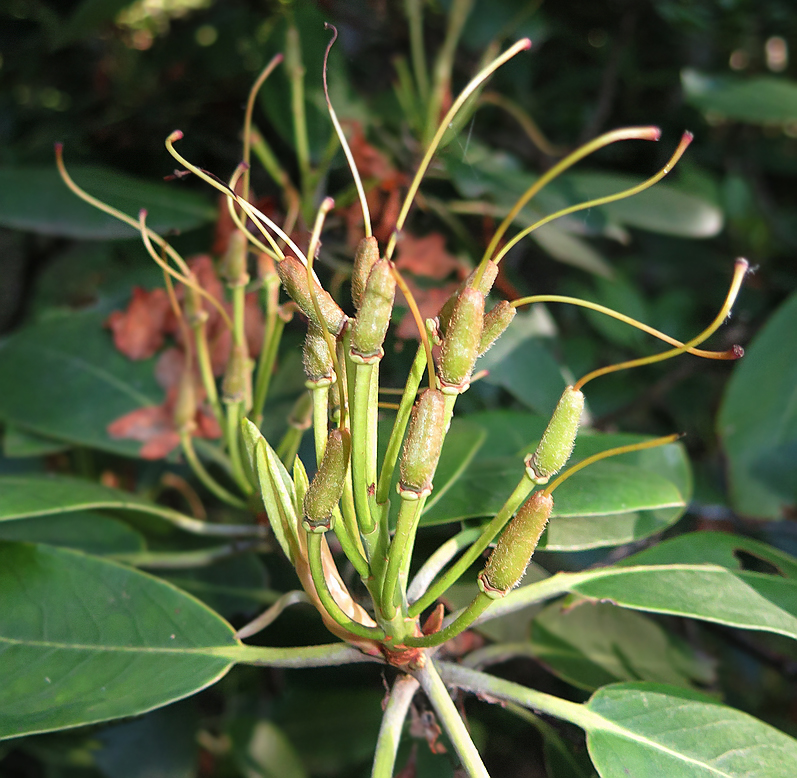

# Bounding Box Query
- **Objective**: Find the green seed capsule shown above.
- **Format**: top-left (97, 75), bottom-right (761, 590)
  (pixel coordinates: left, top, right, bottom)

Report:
top-left (438, 261), bottom-right (498, 334)
top-left (399, 389), bottom-right (447, 497)
top-left (277, 256), bottom-right (347, 335)
top-left (439, 287), bottom-right (484, 392)
top-left (350, 259), bottom-right (396, 360)
top-left (351, 236), bottom-right (380, 310)
top-left (526, 387), bottom-right (584, 483)
top-left (303, 428), bottom-right (351, 531)
top-left (478, 300), bottom-right (515, 357)
top-left (478, 491), bottom-right (553, 598)
top-left (220, 229), bottom-right (249, 287)
top-left (303, 325), bottom-right (335, 386)
top-left (222, 342), bottom-right (253, 411)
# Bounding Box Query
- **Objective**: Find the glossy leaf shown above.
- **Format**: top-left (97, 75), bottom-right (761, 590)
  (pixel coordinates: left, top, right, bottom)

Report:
top-left (718, 291), bottom-right (797, 519)
top-left (3, 425), bottom-right (70, 458)
top-left (421, 415), bottom-right (690, 550)
top-left (0, 473), bottom-right (223, 528)
top-left (0, 512), bottom-right (145, 556)
top-left (619, 531), bottom-right (797, 578)
top-left (563, 171), bottom-right (724, 238)
top-left (0, 310), bottom-right (161, 457)
top-left (529, 600), bottom-right (715, 691)
top-left (586, 683), bottom-right (797, 777)
top-left (0, 541), bottom-right (237, 739)
top-left (0, 166), bottom-right (216, 239)
top-left (682, 68), bottom-right (797, 124)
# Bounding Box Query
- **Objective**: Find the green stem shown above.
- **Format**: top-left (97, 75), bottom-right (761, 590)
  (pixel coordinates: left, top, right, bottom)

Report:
top-left (350, 359), bottom-right (377, 534)
top-left (409, 472), bottom-right (534, 617)
top-left (225, 402), bottom-right (255, 495)
top-left (371, 673), bottom-right (420, 778)
top-left (382, 496), bottom-right (425, 620)
top-left (193, 319), bottom-right (225, 433)
top-left (285, 23), bottom-right (312, 216)
top-left (311, 384), bottom-right (330, 466)
top-left (180, 433), bottom-right (248, 509)
top-left (252, 285), bottom-right (284, 426)
top-left (332, 505), bottom-right (371, 580)
top-left (306, 532), bottom-right (386, 641)
top-left (403, 592), bottom-right (493, 648)
top-left (407, 527), bottom-right (482, 604)
top-left (227, 641), bottom-right (383, 668)
top-left (110, 540), bottom-right (267, 569)
top-left (376, 343), bottom-right (426, 505)
top-left (235, 590), bottom-right (311, 639)
top-left (413, 660), bottom-right (491, 778)
top-left (436, 661), bottom-right (591, 730)
top-left (405, 0), bottom-right (429, 102)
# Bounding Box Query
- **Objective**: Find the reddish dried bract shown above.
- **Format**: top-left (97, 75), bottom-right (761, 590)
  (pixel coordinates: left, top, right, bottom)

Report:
top-left (105, 286), bottom-right (171, 360)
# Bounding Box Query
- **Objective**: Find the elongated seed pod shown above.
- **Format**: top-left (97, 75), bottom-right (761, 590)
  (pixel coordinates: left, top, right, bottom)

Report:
top-left (399, 389), bottom-right (447, 497)
top-left (220, 229), bottom-right (249, 286)
top-left (438, 261), bottom-right (499, 333)
top-left (350, 259), bottom-right (396, 359)
top-left (173, 368), bottom-right (197, 433)
top-left (303, 428), bottom-right (351, 531)
top-left (277, 256), bottom-right (347, 335)
top-left (439, 287), bottom-right (484, 392)
top-left (222, 342), bottom-right (252, 411)
top-left (526, 387), bottom-right (584, 483)
top-left (303, 325), bottom-right (335, 385)
top-left (478, 300), bottom-right (516, 356)
top-left (478, 491), bottom-right (553, 598)
top-left (351, 236), bottom-right (380, 310)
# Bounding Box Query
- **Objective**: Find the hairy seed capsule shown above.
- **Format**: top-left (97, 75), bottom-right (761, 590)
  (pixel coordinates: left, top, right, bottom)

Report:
top-left (222, 342), bottom-right (253, 411)
top-left (526, 387), bottom-right (585, 483)
top-left (478, 491), bottom-right (554, 598)
top-left (478, 300), bottom-right (516, 356)
top-left (438, 261), bottom-right (499, 334)
top-left (399, 389), bottom-right (447, 497)
top-left (350, 259), bottom-right (396, 360)
top-left (351, 236), bottom-right (380, 310)
top-left (277, 256), bottom-right (347, 335)
top-left (220, 229), bottom-right (249, 287)
top-left (303, 325), bottom-right (335, 386)
top-left (303, 428), bottom-right (351, 531)
top-left (439, 287), bottom-right (485, 393)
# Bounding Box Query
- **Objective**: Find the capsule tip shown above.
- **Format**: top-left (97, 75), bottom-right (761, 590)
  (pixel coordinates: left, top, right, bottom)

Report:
top-left (731, 344), bottom-right (745, 359)
top-left (167, 130), bottom-right (184, 143)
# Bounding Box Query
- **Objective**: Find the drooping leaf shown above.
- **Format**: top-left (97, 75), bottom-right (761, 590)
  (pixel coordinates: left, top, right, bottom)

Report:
top-left (586, 683), bottom-right (797, 777)
top-left (0, 166), bottom-right (216, 239)
top-left (3, 424), bottom-right (70, 458)
top-left (0, 541), bottom-right (237, 739)
top-left (718, 291), bottom-right (797, 519)
top-left (682, 68), bottom-right (797, 125)
top-left (528, 600), bottom-right (715, 691)
top-left (0, 310), bottom-right (161, 457)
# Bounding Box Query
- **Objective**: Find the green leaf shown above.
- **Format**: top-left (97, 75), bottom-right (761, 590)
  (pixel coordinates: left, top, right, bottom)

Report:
top-left (562, 171), bottom-right (724, 238)
top-left (3, 424), bottom-right (70, 458)
top-left (94, 701), bottom-right (199, 778)
top-left (682, 68), bottom-right (797, 125)
top-left (0, 512), bottom-right (145, 556)
top-left (619, 531), bottom-right (797, 578)
top-left (421, 417), bottom-right (690, 550)
top-left (0, 541), bottom-right (237, 739)
top-left (0, 167), bottom-right (216, 239)
top-left (718, 291), bottom-right (797, 519)
top-left (529, 600), bottom-right (715, 691)
top-left (586, 683), bottom-right (797, 777)
top-left (0, 310), bottom-right (161, 457)
top-left (232, 720), bottom-right (308, 778)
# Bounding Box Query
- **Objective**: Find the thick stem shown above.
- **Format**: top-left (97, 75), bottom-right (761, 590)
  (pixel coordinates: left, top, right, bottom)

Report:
top-left (382, 497), bottom-right (425, 620)
top-left (436, 661), bottom-right (591, 730)
top-left (180, 433), bottom-right (248, 509)
top-left (376, 344), bottom-right (427, 505)
top-left (350, 360), bottom-right (377, 533)
top-left (252, 282), bottom-right (284, 426)
top-left (226, 641), bottom-right (383, 668)
top-left (413, 660), bottom-right (491, 778)
top-left (407, 527), bottom-right (482, 604)
top-left (403, 592), bottom-right (493, 648)
top-left (225, 402), bottom-right (255, 495)
top-left (409, 473), bottom-right (534, 617)
top-left (371, 673), bottom-right (420, 778)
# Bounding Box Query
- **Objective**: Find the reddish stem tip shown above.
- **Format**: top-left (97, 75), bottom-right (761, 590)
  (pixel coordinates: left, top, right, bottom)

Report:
top-left (736, 257), bottom-right (751, 274)
top-left (168, 130), bottom-right (184, 142)
top-left (54, 141), bottom-right (63, 153)
top-left (731, 344), bottom-right (745, 359)
top-left (519, 37), bottom-right (532, 50)
top-left (682, 130), bottom-right (695, 143)
top-left (138, 208), bottom-right (148, 218)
